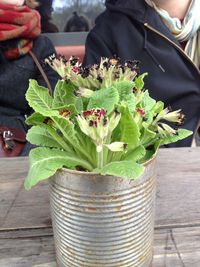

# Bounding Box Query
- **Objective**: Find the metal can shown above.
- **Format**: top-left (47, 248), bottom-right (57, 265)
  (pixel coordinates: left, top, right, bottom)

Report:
top-left (49, 157), bottom-right (156, 267)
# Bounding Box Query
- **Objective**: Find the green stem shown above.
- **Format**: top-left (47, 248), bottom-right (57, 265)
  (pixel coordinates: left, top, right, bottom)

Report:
top-left (52, 117), bottom-right (94, 166)
top-left (76, 133), bottom-right (96, 167)
top-left (78, 158), bottom-right (94, 172)
top-left (67, 153), bottom-right (94, 171)
top-left (110, 151), bottom-right (123, 163)
top-left (47, 126), bottom-right (73, 152)
top-left (107, 151), bottom-right (114, 163)
top-left (97, 149), bottom-right (104, 169)
top-left (103, 133), bottom-right (112, 165)
top-left (75, 146), bottom-right (95, 167)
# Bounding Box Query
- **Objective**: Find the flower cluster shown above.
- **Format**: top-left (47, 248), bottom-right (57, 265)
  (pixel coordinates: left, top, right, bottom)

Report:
top-left (76, 108), bottom-right (125, 154)
top-left (24, 55), bottom-right (192, 189)
top-left (45, 55), bottom-right (189, 157)
top-left (46, 55), bottom-right (81, 82)
top-left (153, 107), bottom-right (185, 137)
top-left (46, 55), bottom-right (140, 90)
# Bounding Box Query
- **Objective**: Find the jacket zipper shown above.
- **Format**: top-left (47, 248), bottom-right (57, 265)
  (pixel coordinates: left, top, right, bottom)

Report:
top-left (144, 23), bottom-right (200, 75)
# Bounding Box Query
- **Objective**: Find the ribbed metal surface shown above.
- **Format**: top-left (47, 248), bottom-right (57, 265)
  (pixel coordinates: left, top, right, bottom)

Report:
top-left (49, 158), bottom-right (156, 267)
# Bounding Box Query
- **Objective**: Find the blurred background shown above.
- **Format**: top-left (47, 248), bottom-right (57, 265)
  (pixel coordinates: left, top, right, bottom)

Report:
top-left (37, 0), bottom-right (105, 33)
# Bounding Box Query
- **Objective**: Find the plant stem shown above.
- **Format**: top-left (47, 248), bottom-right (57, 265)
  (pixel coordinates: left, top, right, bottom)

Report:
top-left (75, 146), bottom-right (95, 167)
top-left (79, 159), bottom-right (94, 172)
top-left (47, 127), bottom-right (73, 152)
top-left (97, 150), bottom-right (104, 169)
top-left (52, 117), bottom-right (94, 166)
top-left (76, 134), bottom-right (96, 166)
top-left (103, 133), bottom-right (111, 165)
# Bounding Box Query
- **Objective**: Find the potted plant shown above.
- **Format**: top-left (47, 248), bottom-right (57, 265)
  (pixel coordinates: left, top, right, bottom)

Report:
top-left (24, 56), bottom-right (192, 267)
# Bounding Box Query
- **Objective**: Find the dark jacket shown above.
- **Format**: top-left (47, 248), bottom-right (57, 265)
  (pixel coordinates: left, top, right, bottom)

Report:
top-left (83, 0), bottom-right (200, 147)
top-left (0, 35), bottom-right (58, 155)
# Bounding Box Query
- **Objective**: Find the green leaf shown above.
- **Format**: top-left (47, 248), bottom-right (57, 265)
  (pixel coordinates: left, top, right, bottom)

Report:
top-left (142, 91), bottom-right (156, 111)
top-left (160, 129), bottom-right (193, 145)
top-left (26, 80), bottom-right (58, 116)
top-left (24, 147), bottom-right (93, 190)
top-left (134, 73), bottom-right (148, 90)
top-left (142, 114), bottom-right (154, 129)
top-left (52, 116), bottom-right (80, 147)
top-left (75, 97), bottom-right (84, 112)
top-left (119, 106), bottom-right (140, 149)
top-left (100, 160), bottom-right (144, 180)
top-left (26, 114), bottom-right (73, 151)
top-left (113, 81), bottom-right (136, 112)
top-left (87, 86), bottom-right (119, 114)
top-left (26, 126), bottom-right (63, 149)
top-left (152, 101), bottom-right (164, 113)
top-left (25, 112), bottom-right (46, 126)
top-left (122, 145), bottom-right (146, 161)
top-left (51, 116), bottom-right (94, 165)
top-left (141, 101), bottom-right (164, 129)
top-left (53, 80), bottom-right (78, 108)
top-left (140, 128), bottom-right (157, 146)
top-left (139, 144), bottom-right (158, 164)
top-left (76, 129), bottom-right (97, 162)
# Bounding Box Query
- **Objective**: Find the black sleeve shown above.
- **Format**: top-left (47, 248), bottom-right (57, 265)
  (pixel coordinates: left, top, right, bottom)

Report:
top-left (83, 30), bottom-right (114, 67)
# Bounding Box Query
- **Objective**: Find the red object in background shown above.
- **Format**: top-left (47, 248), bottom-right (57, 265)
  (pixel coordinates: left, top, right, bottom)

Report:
top-left (55, 45), bottom-right (85, 62)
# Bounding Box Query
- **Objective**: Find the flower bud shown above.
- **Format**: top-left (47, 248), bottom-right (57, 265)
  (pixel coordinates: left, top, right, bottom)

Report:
top-left (76, 114), bottom-right (91, 136)
top-left (75, 87), bottom-right (94, 98)
top-left (163, 109), bottom-right (185, 125)
top-left (160, 123), bottom-right (177, 135)
top-left (105, 142), bottom-right (127, 152)
top-left (109, 110), bottom-right (121, 133)
top-left (157, 107), bottom-right (185, 125)
top-left (45, 55), bottom-right (68, 79)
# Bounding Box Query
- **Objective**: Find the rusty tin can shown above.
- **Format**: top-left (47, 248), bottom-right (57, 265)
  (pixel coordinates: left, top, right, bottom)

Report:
top-left (49, 157), bottom-right (156, 267)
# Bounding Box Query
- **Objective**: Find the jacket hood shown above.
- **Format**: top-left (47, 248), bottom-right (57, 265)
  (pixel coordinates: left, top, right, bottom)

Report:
top-left (105, 0), bottom-right (147, 22)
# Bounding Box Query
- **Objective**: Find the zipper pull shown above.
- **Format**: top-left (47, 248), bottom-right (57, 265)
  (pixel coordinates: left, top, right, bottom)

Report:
top-left (158, 64), bottom-right (165, 73)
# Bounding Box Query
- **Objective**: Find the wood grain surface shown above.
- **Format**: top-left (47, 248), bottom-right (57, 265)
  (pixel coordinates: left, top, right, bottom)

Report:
top-left (0, 147), bottom-right (200, 267)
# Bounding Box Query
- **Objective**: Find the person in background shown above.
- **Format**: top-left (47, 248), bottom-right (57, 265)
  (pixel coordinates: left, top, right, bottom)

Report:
top-left (0, 0), bottom-right (58, 155)
top-left (64, 11), bottom-right (90, 32)
top-left (36, 0), bottom-right (58, 33)
top-left (83, 0), bottom-right (200, 147)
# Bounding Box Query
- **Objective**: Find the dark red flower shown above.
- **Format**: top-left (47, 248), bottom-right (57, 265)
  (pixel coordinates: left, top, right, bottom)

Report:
top-left (136, 107), bottom-right (145, 116)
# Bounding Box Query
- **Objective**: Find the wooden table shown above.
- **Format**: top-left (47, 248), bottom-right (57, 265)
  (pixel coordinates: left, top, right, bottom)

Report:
top-left (1, 147), bottom-right (200, 267)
